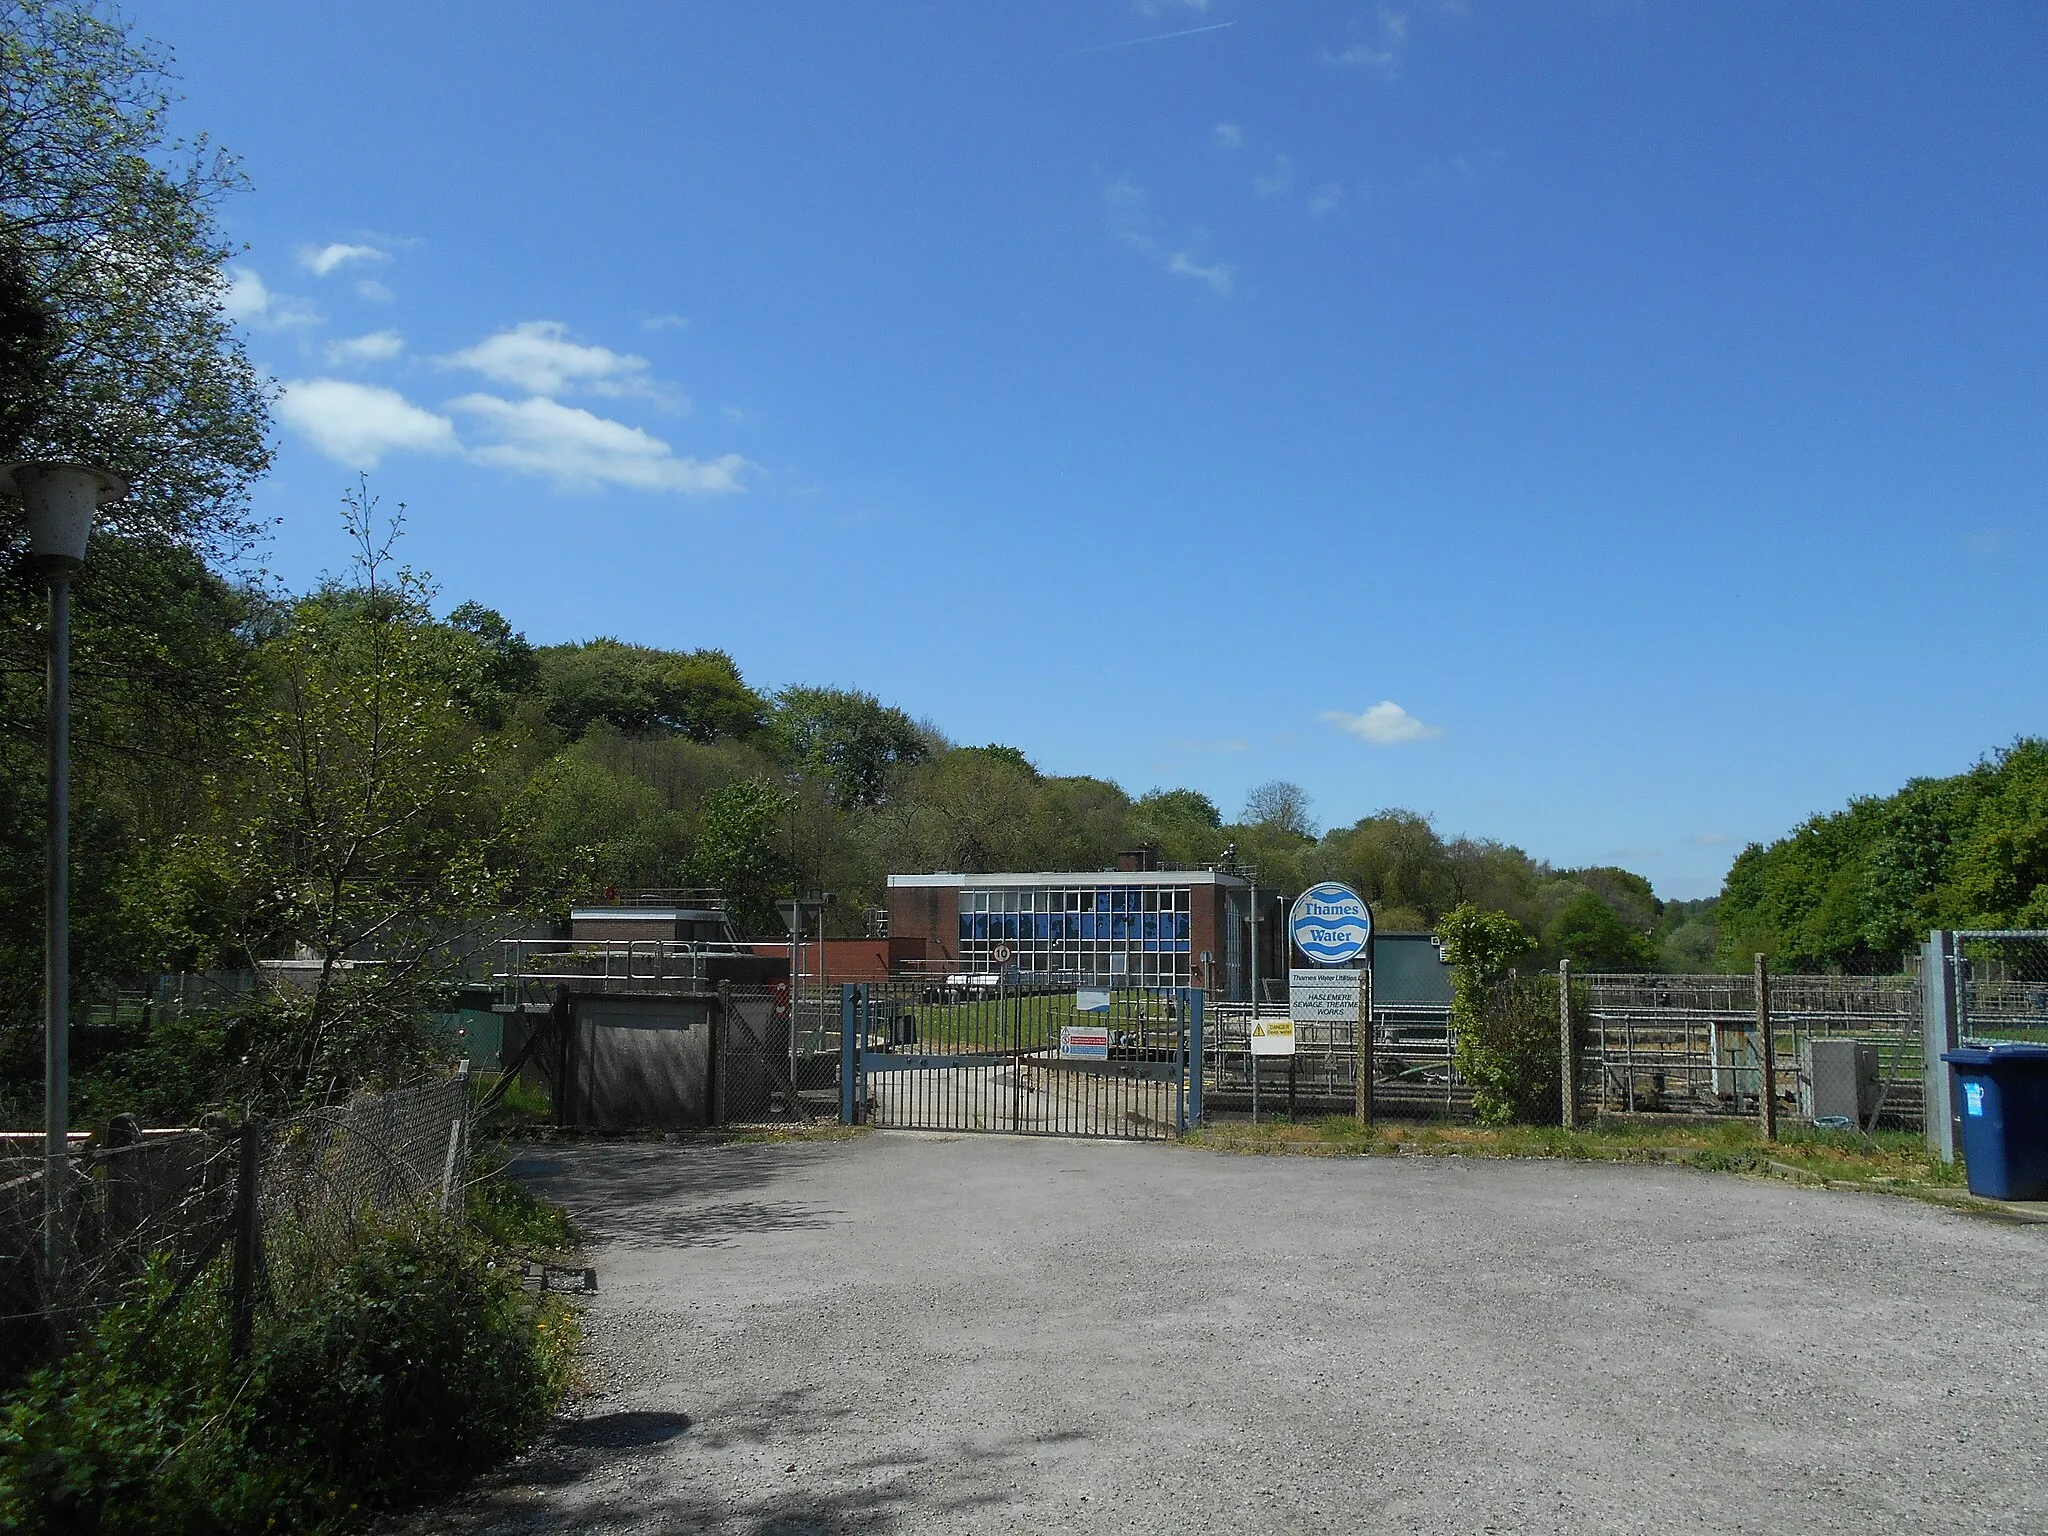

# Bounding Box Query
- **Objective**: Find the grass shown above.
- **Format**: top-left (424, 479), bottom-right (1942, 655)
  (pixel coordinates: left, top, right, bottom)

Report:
top-left (1186, 1113), bottom-right (1978, 1201)
top-left (870, 989), bottom-right (1184, 1055)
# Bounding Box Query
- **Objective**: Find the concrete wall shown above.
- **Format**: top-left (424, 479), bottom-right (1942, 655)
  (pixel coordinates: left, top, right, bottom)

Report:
top-left (568, 998), bottom-right (713, 1129)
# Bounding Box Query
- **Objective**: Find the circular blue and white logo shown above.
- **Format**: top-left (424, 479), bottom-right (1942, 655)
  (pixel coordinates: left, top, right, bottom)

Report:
top-left (1289, 882), bottom-right (1372, 965)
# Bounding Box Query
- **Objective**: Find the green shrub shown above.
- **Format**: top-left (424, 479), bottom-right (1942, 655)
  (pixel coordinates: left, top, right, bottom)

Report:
top-left (0, 1217), bottom-right (575, 1535)
top-left (465, 1157), bottom-right (574, 1255)
top-left (1438, 903), bottom-right (1585, 1125)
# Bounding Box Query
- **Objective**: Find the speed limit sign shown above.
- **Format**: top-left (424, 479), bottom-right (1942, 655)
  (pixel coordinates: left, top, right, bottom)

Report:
top-left (993, 943), bottom-right (1013, 963)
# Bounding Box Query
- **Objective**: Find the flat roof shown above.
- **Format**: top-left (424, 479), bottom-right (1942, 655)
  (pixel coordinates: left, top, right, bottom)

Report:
top-left (570, 907), bottom-right (726, 920)
top-left (889, 870), bottom-right (1249, 889)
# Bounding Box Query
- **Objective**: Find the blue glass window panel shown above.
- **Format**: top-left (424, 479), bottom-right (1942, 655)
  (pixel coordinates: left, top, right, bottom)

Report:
top-left (972, 914), bottom-right (988, 940)
top-left (1035, 914), bottom-right (1050, 939)
top-left (1110, 889), bottom-right (1127, 912)
top-left (1004, 914), bottom-right (1020, 940)
top-left (959, 915), bottom-right (973, 940)
top-left (1080, 914), bottom-right (1096, 939)
top-left (1176, 939), bottom-right (1191, 952)
top-left (1096, 890), bottom-right (1111, 912)
top-left (1142, 914), bottom-right (1159, 940)
top-left (1143, 937), bottom-right (1159, 952)
top-left (1112, 917), bottom-right (1129, 941)
top-left (1174, 914), bottom-right (1190, 940)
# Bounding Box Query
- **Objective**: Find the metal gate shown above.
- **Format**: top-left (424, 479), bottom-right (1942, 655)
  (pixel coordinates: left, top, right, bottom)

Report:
top-left (838, 981), bottom-right (1201, 1140)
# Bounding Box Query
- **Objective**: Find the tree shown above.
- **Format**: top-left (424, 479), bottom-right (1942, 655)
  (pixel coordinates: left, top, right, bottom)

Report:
top-left (1545, 891), bottom-right (1657, 972)
top-left (1322, 810), bottom-right (1454, 929)
top-left (1716, 740), bottom-right (2048, 970)
top-left (1242, 780), bottom-right (1315, 840)
top-left (770, 685), bottom-right (929, 809)
top-left (1132, 788), bottom-right (1226, 867)
top-left (446, 600), bottom-right (538, 728)
top-left (210, 489), bottom-right (514, 1105)
top-left (687, 778), bottom-right (792, 933)
top-left (536, 638), bottom-right (767, 743)
top-left (1, 0), bottom-right (271, 556)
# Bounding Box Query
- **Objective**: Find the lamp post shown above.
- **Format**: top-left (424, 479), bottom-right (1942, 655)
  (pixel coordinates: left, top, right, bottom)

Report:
top-left (2, 461), bottom-right (128, 1279)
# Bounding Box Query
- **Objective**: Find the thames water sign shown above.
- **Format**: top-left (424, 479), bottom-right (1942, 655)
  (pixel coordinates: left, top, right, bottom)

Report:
top-left (1289, 882), bottom-right (1372, 965)
top-left (1289, 968), bottom-right (1361, 1023)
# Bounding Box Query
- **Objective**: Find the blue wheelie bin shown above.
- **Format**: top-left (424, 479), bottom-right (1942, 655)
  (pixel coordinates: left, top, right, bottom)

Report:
top-left (1941, 1044), bottom-right (2048, 1200)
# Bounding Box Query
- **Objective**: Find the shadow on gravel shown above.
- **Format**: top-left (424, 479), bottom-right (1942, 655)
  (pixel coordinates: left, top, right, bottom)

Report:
top-left (504, 1140), bottom-right (846, 1248)
top-left (594, 1198), bottom-right (839, 1250)
top-left (404, 1387), bottom-right (1073, 1535)
top-left (554, 1410), bottom-right (693, 1450)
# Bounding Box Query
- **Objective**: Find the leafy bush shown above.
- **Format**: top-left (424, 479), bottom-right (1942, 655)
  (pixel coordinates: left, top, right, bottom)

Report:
top-left (0, 1215), bottom-right (575, 1534)
top-left (465, 1155), bottom-right (574, 1254)
top-left (1439, 903), bottom-right (1581, 1125)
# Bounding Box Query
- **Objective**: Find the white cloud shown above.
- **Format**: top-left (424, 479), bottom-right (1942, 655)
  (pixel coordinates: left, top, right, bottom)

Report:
top-left (298, 242), bottom-right (388, 277)
top-left (277, 379), bottom-right (458, 468)
top-left (218, 266), bottom-right (321, 330)
top-left (1166, 252), bottom-right (1232, 293)
top-left (1213, 122), bottom-right (1242, 148)
top-left (643, 312), bottom-right (690, 332)
top-left (1327, 6), bottom-right (1409, 78)
top-left (1253, 155), bottom-right (1296, 198)
top-left (1106, 177), bottom-right (1235, 296)
top-left (356, 278), bottom-right (395, 303)
top-left (1309, 183), bottom-right (1346, 217)
top-left (1321, 701), bottom-right (1443, 745)
top-left (323, 330), bottom-right (405, 366)
top-left (446, 320), bottom-right (663, 400)
top-left (451, 393), bottom-right (748, 494)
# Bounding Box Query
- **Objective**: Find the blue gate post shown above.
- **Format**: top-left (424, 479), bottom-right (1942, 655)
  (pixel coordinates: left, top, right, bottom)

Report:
top-left (1173, 990), bottom-right (1188, 1133)
top-left (839, 983), bottom-right (859, 1125)
top-left (1187, 988), bottom-right (1205, 1127)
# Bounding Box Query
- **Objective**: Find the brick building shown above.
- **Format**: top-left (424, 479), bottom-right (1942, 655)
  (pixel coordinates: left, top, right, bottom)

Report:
top-left (886, 862), bottom-right (1288, 1002)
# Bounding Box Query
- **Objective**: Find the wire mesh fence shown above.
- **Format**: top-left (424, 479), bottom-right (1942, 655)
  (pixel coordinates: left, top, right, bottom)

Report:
top-left (0, 1074), bottom-right (471, 1391)
top-left (717, 986), bottom-right (816, 1125)
top-left (1580, 973), bottom-right (1923, 1129)
top-left (1953, 932), bottom-right (2048, 1045)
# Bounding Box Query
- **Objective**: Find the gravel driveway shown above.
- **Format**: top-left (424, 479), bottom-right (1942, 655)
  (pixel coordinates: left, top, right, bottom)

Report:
top-left (403, 1131), bottom-right (2048, 1535)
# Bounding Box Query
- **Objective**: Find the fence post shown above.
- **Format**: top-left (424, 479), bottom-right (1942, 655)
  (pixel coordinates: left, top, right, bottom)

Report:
top-left (1559, 959), bottom-right (1577, 1130)
top-left (839, 983), bottom-right (857, 1125)
top-left (438, 1117), bottom-right (464, 1217)
top-left (1923, 930), bottom-right (1960, 1162)
top-left (715, 980), bottom-right (732, 1126)
top-left (230, 1118), bottom-right (262, 1361)
top-left (1354, 967), bottom-right (1373, 1127)
top-left (1755, 954), bottom-right (1777, 1142)
top-left (1188, 989), bottom-right (1205, 1127)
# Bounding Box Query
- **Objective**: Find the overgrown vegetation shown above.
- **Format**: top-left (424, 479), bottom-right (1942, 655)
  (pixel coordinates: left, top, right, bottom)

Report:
top-left (0, 1201), bottom-right (577, 1534)
top-left (1717, 738), bottom-right (2048, 972)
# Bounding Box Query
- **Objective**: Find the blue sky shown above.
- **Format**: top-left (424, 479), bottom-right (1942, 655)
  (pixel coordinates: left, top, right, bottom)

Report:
top-left (132, 1), bottom-right (2048, 899)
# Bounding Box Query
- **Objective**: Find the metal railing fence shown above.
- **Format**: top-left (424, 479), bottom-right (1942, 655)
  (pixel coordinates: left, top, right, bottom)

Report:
top-left (1580, 974), bottom-right (1923, 1128)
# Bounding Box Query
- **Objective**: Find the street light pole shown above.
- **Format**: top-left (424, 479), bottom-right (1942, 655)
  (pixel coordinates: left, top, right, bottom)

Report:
top-left (2, 462), bottom-right (127, 1280)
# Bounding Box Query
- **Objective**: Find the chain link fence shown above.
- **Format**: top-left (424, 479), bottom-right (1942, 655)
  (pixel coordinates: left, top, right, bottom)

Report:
top-left (0, 1074), bottom-right (471, 1390)
top-left (717, 986), bottom-right (816, 1125)
top-left (1951, 932), bottom-right (2048, 1045)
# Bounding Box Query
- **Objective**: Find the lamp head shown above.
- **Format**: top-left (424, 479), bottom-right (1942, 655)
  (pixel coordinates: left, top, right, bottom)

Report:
top-left (0, 461), bottom-right (129, 571)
